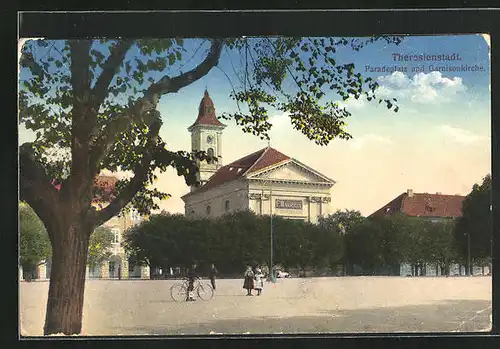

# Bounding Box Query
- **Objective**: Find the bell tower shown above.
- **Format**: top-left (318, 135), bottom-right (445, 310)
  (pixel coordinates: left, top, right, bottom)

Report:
top-left (187, 90), bottom-right (226, 190)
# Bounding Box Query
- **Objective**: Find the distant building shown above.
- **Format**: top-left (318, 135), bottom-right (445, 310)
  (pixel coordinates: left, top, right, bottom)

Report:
top-left (181, 90), bottom-right (335, 223)
top-left (368, 189), bottom-right (489, 277)
top-left (370, 189), bottom-right (465, 222)
top-left (25, 176), bottom-right (149, 281)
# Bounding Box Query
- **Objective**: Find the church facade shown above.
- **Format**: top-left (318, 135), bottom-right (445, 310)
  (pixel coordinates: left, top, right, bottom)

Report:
top-left (182, 91), bottom-right (335, 224)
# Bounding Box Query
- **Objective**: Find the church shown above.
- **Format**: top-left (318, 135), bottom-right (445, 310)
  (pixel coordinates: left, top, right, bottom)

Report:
top-left (181, 91), bottom-right (336, 224)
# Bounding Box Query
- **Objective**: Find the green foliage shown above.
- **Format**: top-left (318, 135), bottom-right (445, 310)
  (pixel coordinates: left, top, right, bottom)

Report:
top-left (87, 226), bottom-right (114, 267)
top-left (123, 207), bottom-right (471, 276)
top-left (19, 37), bottom-right (403, 219)
top-left (454, 174), bottom-right (492, 264)
top-left (423, 220), bottom-right (458, 267)
top-left (123, 210), bottom-right (346, 274)
top-left (222, 37), bottom-right (402, 145)
top-left (19, 202), bottom-right (51, 271)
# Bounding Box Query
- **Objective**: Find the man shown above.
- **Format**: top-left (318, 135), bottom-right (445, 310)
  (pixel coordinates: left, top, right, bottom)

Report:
top-left (186, 263), bottom-right (197, 301)
top-left (209, 264), bottom-right (217, 291)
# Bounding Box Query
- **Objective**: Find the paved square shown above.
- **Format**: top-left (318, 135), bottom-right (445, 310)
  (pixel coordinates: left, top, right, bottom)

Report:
top-left (20, 276), bottom-right (492, 336)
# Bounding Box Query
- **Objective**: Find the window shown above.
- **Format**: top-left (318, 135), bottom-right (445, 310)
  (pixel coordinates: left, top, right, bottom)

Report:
top-left (111, 228), bottom-right (120, 244)
top-left (130, 210), bottom-right (139, 221)
top-left (206, 206), bottom-right (211, 215)
top-left (207, 148), bottom-right (215, 163)
top-left (225, 200), bottom-right (230, 212)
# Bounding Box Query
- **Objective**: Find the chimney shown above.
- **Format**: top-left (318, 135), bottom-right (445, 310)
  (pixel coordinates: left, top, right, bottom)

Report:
top-left (407, 189), bottom-right (413, 197)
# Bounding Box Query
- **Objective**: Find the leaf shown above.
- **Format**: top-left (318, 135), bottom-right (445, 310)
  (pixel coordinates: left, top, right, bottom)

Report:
top-left (168, 53), bottom-right (176, 66)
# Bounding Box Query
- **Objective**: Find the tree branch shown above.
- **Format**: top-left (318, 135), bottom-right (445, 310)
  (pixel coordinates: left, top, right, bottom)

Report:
top-left (91, 116), bottom-right (162, 227)
top-left (69, 39), bottom-right (93, 153)
top-left (147, 38), bottom-right (223, 96)
top-left (19, 143), bottom-right (62, 239)
top-left (92, 40), bottom-right (134, 110)
top-left (69, 40), bottom-right (93, 114)
top-left (87, 38), bottom-right (223, 177)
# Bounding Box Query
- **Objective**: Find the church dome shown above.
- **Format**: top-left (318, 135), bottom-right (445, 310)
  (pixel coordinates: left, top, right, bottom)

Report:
top-left (188, 90), bottom-right (226, 130)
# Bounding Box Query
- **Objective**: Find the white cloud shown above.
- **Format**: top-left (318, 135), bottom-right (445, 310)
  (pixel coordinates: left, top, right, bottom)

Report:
top-left (338, 96), bottom-right (366, 110)
top-left (348, 133), bottom-right (393, 150)
top-left (377, 71), bottom-right (466, 104)
top-left (269, 112), bottom-right (290, 128)
top-left (439, 125), bottom-right (488, 144)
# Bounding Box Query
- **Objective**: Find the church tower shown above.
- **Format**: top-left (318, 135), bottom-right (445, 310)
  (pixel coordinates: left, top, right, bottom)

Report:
top-left (187, 90), bottom-right (226, 190)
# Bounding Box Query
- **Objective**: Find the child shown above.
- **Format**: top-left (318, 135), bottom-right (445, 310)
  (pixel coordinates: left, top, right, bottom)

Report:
top-left (254, 267), bottom-right (264, 296)
top-left (243, 266), bottom-right (254, 296)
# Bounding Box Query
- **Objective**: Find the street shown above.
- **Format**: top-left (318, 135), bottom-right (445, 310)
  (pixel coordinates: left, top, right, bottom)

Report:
top-left (20, 276), bottom-right (492, 336)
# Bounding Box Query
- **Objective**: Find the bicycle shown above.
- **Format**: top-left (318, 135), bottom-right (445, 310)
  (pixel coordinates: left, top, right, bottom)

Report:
top-left (170, 276), bottom-right (214, 302)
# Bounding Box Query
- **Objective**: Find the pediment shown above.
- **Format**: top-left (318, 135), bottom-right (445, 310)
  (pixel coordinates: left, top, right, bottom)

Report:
top-left (247, 160), bottom-right (334, 184)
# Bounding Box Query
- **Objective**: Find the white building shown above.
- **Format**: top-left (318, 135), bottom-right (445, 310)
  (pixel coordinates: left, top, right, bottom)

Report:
top-left (182, 91), bottom-right (335, 223)
top-left (22, 178), bottom-right (151, 282)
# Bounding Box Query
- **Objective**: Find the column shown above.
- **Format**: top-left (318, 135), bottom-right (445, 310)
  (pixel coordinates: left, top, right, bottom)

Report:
top-left (101, 261), bottom-right (110, 279)
top-left (19, 265), bottom-right (23, 281)
top-left (307, 196), bottom-right (312, 222)
top-left (37, 262), bottom-right (47, 280)
top-left (140, 265), bottom-right (150, 279)
top-left (86, 266), bottom-right (90, 279)
top-left (217, 132), bottom-right (222, 157)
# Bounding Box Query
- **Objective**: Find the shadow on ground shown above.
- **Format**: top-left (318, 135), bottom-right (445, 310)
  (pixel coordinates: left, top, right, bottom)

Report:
top-left (112, 299), bottom-right (492, 335)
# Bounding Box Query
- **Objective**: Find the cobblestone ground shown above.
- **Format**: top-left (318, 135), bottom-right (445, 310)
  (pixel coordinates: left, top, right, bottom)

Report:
top-left (20, 276), bottom-right (492, 336)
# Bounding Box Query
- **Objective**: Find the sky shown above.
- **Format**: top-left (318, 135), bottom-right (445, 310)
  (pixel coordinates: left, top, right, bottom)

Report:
top-left (18, 34), bottom-right (491, 217)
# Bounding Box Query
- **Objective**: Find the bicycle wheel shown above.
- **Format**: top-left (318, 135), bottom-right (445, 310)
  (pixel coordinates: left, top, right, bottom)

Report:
top-left (170, 283), bottom-right (187, 302)
top-left (197, 282), bottom-right (214, 301)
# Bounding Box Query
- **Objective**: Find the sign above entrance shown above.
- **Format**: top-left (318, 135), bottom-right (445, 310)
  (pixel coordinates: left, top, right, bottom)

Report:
top-left (275, 199), bottom-right (303, 210)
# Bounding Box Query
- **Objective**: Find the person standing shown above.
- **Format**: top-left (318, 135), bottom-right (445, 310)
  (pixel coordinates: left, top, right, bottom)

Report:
top-left (186, 263), bottom-right (197, 301)
top-left (209, 264), bottom-right (217, 291)
top-left (254, 267), bottom-right (264, 296)
top-left (243, 266), bottom-right (255, 296)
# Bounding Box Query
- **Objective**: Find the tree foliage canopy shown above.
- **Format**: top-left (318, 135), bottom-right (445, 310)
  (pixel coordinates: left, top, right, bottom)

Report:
top-left (19, 37), bottom-right (402, 224)
top-left (19, 202), bottom-right (51, 270)
top-left (87, 226), bottom-right (115, 267)
top-left (123, 208), bottom-right (469, 277)
top-left (455, 174), bottom-right (492, 264)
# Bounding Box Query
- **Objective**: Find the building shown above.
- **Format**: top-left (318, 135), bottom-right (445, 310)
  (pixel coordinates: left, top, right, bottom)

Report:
top-left (369, 189), bottom-right (489, 276)
top-left (370, 189), bottom-right (465, 221)
top-left (24, 176), bottom-right (150, 281)
top-left (181, 90), bottom-right (335, 223)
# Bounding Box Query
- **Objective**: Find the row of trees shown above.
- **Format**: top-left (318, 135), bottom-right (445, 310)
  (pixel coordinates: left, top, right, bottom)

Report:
top-left (123, 174), bottom-right (492, 277)
top-left (20, 202), bottom-right (115, 277)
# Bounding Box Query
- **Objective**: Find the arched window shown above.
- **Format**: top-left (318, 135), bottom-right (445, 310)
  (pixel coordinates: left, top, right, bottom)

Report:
top-left (190, 210), bottom-right (195, 216)
top-left (225, 200), bottom-right (230, 212)
top-left (206, 206), bottom-right (211, 215)
top-left (207, 148), bottom-right (215, 163)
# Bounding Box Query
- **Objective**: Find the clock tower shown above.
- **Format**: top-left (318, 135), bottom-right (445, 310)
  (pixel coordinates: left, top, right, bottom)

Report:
top-left (187, 90), bottom-right (226, 190)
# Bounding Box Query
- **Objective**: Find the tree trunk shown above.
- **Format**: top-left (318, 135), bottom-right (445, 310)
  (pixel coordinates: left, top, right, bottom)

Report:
top-left (43, 223), bottom-right (91, 335)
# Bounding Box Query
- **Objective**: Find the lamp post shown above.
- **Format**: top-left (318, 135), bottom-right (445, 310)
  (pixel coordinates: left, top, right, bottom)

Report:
top-left (467, 231), bottom-right (472, 276)
top-left (269, 182), bottom-right (275, 283)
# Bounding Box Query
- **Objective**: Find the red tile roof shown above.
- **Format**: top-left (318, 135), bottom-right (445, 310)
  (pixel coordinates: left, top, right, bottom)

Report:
top-left (370, 191), bottom-right (465, 218)
top-left (188, 90), bottom-right (226, 129)
top-left (183, 147), bottom-right (290, 197)
top-left (52, 176), bottom-right (118, 203)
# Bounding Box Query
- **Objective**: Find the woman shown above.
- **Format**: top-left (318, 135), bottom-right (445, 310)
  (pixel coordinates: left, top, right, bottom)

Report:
top-left (243, 266), bottom-right (255, 296)
top-left (254, 267), bottom-right (265, 296)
